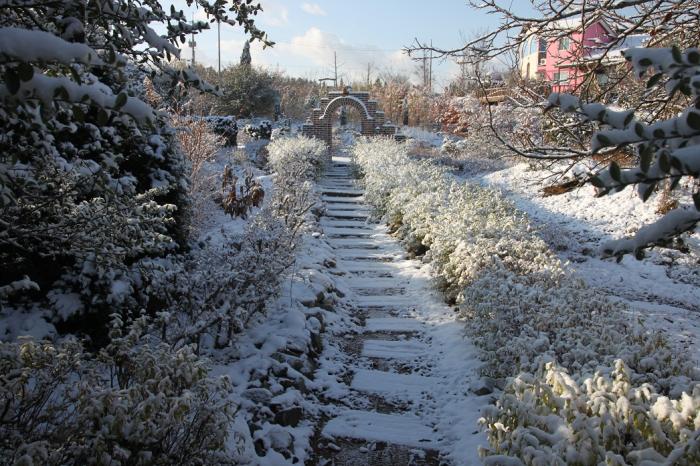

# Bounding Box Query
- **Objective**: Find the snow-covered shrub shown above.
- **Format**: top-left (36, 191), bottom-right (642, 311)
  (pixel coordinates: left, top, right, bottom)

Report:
top-left (547, 46), bottom-right (700, 258)
top-left (480, 360), bottom-right (700, 465)
top-left (352, 137), bottom-right (699, 461)
top-left (145, 140), bottom-right (317, 350)
top-left (203, 116), bottom-right (238, 146)
top-left (0, 0), bottom-right (269, 340)
top-left (146, 211), bottom-right (298, 350)
top-left (174, 115), bottom-right (225, 230)
top-left (220, 168), bottom-right (265, 219)
top-left (0, 317), bottom-right (236, 465)
top-left (437, 97), bottom-right (543, 160)
top-left (267, 135), bottom-right (328, 183)
top-left (461, 268), bottom-right (694, 394)
top-left (244, 120), bottom-right (273, 140)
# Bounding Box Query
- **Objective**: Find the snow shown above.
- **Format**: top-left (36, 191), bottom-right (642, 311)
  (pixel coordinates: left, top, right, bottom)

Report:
top-left (364, 317), bottom-right (424, 332)
top-left (0, 27), bottom-right (103, 65)
top-left (361, 339), bottom-right (428, 359)
top-left (312, 152), bottom-right (492, 465)
top-left (4, 72), bottom-right (156, 123)
top-left (351, 369), bottom-right (434, 396)
top-left (323, 410), bottom-right (438, 448)
top-left (478, 161), bottom-right (700, 357)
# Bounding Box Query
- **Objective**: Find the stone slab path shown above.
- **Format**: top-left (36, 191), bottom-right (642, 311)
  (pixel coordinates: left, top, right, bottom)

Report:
top-left (312, 155), bottom-right (490, 466)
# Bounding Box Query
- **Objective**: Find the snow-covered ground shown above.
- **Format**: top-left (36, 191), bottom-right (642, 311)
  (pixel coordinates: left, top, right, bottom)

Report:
top-left (477, 162), bottom-right (700, 360)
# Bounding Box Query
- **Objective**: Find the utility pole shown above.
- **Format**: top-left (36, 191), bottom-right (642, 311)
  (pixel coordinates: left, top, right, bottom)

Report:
top-left (456, 50), bottom-right (469, 94)
top-left (366, 62), bottom-right (372, 88)
top-left (217, 19), bottom-right (221, 74)
top-left (333, 51), bottom-right (338, 88)
top-left (428, 40), bottom-right (433, 93)
top-left (189, 14), bottom-right (196, 66)
top-left (422, 49), bottom-right (427, 88)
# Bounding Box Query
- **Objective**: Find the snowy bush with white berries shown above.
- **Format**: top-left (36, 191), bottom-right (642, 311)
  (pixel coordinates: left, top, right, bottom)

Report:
top-left (352, 137), bottom-right (699, 462)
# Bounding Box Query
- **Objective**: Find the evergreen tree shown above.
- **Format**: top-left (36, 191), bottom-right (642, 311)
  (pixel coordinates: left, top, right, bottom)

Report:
top-left (240, 40), bottom-right (252, 66)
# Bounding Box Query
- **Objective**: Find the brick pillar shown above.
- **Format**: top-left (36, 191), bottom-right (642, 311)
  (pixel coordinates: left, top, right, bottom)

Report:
top-left (361, 119), bottom-right (374, 136)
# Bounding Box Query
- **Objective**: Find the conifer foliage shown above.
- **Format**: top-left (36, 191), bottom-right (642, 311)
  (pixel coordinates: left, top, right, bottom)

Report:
top-left (0, 0), bottom-right (269, 339)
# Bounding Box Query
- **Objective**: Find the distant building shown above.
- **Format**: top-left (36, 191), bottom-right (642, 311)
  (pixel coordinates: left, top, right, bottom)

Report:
top-left (519, 19), bottom-right (646, 93)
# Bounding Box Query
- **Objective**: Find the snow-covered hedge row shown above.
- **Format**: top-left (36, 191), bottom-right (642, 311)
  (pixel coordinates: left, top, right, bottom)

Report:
top-left (352, 138), bottom-right (699, 463)
top-left (0, 125), bottom-right (327, 466)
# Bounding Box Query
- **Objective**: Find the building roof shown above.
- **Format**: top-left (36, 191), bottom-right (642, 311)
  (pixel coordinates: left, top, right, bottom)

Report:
top-left (587, 34), bottom-right (649, 63)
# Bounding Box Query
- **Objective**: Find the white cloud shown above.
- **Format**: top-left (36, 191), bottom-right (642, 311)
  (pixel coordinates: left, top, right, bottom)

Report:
top-left (178, 26), bottom-right (450, 88)
top-left (301, 2), bottom-right (326, 16)
top-left (266, 28), bottom-right (419, 83)
top-left (260, 1), bottom-right (289, 27)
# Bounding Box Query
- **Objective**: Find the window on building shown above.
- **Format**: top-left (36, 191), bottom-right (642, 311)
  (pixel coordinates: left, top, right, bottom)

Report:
top-left (553, 71), bottom-right (569, 83)
top-left (538, 38), bottom-right (547, 64)
top-left (558, 37), bottom-right (571, 50)
top-left (596, 71), bottom-right (609, 86)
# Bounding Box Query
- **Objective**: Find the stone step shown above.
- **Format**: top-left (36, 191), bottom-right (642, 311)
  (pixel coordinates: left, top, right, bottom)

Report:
top-left (354, 295), bottom-right (415, 307)
top-left (341, 262), bottom-right (396, 273)
top-left (362, 339), bottom-right (427, 359)
top-left (330, 236), bottom-right (392, 244)
top-left (364, 317), bottom-right (423, 332)
top-left (318, 183), bottom-right (358, 189)
top-left (351, 369), bottom-right (434, 397)
top-left (321, 196), bottom-right (365, 204)
top-left (322, 410), bottom-right (438, 449)
top-left (325, 206), bottom-right (372, 213)
top-left (342, 277), bottom-right (406, 288)
top-left (326, 232), bottom-right (375, 240)
top-left (333, 243), bottom-right (381, 250)
top-left (319, 188), bottom-right (364, 197)
top-left (326, 213), bottom-right (370, 220)
top-left (337, 253), bottom-right (398, 262)
top-left (320, 218), bottom-right (374, 233)
top-left (353, 286), bottom-right (406, 296)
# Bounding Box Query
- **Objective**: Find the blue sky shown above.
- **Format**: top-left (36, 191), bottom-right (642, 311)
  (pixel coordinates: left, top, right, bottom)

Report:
top-left (170, 1), bottom-right (523, 89)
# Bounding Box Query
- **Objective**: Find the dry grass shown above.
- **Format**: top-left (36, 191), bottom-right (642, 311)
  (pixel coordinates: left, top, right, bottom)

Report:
top-left (173, 116), bottom-right (225, 232)
top-left (542, 178), bottom-right (586, 197)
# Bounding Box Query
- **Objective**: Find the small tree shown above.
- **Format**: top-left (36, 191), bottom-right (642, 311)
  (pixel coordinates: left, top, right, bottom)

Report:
top-left (240, 40), bottom-right (252, 66)
top-left (218, 65), bottom-right (277, 117)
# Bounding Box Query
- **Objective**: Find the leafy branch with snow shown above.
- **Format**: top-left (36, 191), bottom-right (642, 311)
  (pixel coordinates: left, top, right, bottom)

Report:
top-left (548, 46), bottom-right (700, 260)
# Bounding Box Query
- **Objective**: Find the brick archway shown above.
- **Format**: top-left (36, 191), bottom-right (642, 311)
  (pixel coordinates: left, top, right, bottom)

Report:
top-left (302, 90), bottom-right (402, 149)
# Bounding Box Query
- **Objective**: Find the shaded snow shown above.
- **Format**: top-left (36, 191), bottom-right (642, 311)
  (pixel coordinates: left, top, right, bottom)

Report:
top-left (478, 162), bottom-right (700, 360)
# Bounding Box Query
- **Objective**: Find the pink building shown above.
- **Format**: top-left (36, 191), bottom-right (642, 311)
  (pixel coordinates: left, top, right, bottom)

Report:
top-left (520, 19), bottom-right (616, 93)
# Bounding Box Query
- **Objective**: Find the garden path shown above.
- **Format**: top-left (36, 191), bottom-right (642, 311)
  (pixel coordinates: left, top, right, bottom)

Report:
top-left (311, 153), bottom-right (487, 465)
